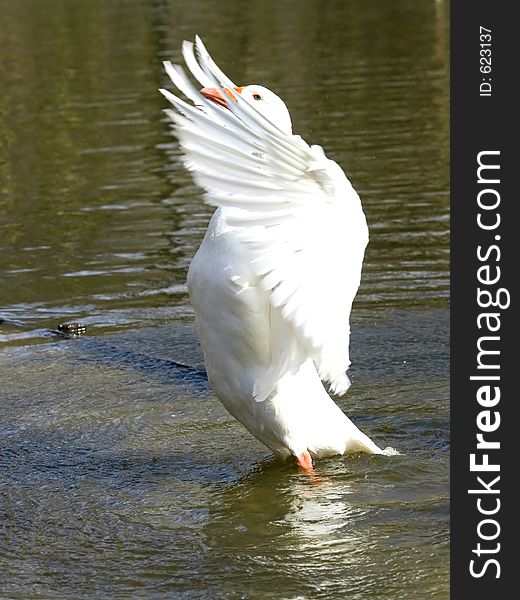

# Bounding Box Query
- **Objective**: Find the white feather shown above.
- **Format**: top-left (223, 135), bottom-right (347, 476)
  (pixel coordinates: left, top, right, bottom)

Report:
top-left (160, 37), bottom-right (383, 461)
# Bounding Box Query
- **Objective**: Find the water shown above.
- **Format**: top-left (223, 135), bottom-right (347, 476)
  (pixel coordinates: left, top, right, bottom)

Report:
top-left (1, 1), bottom-right (449, 598)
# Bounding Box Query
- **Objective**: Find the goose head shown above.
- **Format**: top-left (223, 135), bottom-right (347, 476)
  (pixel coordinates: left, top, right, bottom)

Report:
top-left (201, 84), bottom-right (293, 135)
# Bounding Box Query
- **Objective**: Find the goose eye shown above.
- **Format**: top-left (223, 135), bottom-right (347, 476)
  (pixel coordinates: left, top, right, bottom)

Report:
top-left (252, 93), bottom-right (262, 101)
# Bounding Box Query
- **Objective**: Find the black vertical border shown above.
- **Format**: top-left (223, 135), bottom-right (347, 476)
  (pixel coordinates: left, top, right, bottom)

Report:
top-left (451, 1), bottom-right (516, 597)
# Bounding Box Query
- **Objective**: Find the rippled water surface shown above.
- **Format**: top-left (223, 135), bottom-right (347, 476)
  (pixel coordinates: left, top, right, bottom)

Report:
top-left (1, 1), bottom-right (449, 598)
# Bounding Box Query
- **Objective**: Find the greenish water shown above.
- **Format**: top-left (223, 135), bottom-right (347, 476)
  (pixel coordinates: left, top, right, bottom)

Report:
top-left (1, 1), bottom-right (449, 598)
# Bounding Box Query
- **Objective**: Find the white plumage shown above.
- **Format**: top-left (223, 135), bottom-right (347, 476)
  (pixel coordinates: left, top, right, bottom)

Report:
top-left (160, 36), bottom-right (382, 470)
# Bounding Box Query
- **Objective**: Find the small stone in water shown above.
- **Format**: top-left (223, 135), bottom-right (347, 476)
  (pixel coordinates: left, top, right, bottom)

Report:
top-left (57, 322), bottom-right (87, 336)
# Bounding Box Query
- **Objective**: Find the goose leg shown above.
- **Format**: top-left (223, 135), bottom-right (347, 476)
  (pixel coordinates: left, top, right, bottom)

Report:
top-left (295, 451), bottom-right (314, 471)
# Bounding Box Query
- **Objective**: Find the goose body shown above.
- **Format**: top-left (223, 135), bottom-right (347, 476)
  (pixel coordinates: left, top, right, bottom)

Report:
top-left (160, 37), bottom-right (383, 469)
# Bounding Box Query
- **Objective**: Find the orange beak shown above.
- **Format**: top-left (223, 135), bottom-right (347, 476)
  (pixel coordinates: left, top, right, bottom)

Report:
top-left (200, 86), bottom-right (244, 108)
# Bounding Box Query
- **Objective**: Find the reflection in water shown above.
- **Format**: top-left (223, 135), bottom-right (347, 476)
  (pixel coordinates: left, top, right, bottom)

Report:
top-left (204, 452), bottom-right (448, 599)
top-left (283, 478), bottom-right (360, 539)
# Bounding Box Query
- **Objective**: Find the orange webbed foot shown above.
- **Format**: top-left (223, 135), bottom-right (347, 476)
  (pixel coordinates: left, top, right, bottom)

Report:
top-left (295, 450), bottom-right (314, 472)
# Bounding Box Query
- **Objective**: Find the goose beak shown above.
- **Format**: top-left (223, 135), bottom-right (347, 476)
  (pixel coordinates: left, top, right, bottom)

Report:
top-left (200, 86), bottom-right (244, 108)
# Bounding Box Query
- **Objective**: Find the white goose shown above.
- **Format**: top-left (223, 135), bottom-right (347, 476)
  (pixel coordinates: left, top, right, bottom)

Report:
top-left (160, 36), bottom-right (383, 470)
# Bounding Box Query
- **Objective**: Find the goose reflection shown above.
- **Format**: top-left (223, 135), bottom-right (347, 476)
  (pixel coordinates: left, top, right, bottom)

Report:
top-left (203, 456), bottom-right (380, 589)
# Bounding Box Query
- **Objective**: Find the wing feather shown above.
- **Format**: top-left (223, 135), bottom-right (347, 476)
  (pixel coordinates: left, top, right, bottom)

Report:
top-left (160, 37), bottom-right (369, 398)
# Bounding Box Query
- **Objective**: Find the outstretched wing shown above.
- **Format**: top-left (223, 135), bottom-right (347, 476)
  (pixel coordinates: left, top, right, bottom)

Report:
top-left (160, 36), bottom-right (369, 398)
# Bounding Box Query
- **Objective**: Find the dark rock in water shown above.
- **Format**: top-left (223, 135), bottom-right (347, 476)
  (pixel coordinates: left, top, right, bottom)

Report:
top-left (56, 322), bottom-right (87, 337)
